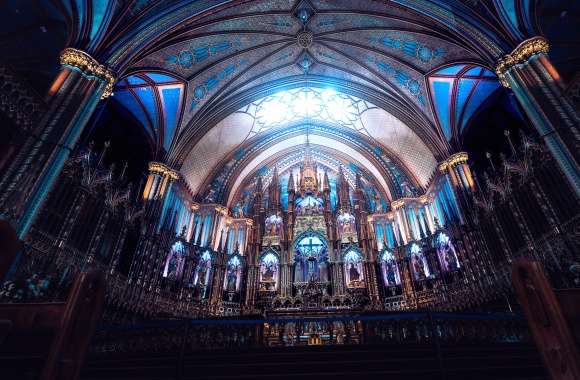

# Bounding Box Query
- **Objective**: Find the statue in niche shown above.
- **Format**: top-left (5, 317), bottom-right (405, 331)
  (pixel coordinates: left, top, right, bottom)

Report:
top-left (226, 267), bottom-right (237, 292)
top-left (167, 255), bottom-right (178, 279)
top-left (262, 262), bottom-right (274, 282)
top-left (337, 210), bottom-right (357, 243)
top-left (265, 213), bottom-right (282, 235)
top-left (203, 187), bottom-right (217, 203)
top-left (307, 257), bottom-right (318, 282)
top-left (349, 263), bottom-right (360, 282)
top-left (412, 253), bottom-right (426, 280)
top-left (445, 248), bottom-right (458, 270)
top-left (436, 232), bottom-right (460, 272)
top-left (197, 264), bottom-right (207, 287)
top-left (386, 263), bottom-right (397, 285)
top-left (232, 201), bottom-right (245, 218)
top-left (401, 181), bottom-right (413, 198)
top-left (374, 194), bottom-right (383, 213)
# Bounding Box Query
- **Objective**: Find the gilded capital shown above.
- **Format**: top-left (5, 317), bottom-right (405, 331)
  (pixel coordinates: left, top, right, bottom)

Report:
top-left (438, 152), bottom-right (468, 173)
top-left (59, 48), bottom-right (116, 99)
top-left (148, 161), bottom-right (180, 180)
top-left (391, 199), bottom-right (405, 210)
top-left (494, 37), bottom-right (550, 87)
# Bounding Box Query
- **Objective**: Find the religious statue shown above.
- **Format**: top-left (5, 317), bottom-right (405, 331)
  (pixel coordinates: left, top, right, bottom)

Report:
top-left (232, 201), bottom-right (245, 218)
top-left (226, 267), bottom-right (237, 292)
top-left (401, 181), bottom-right (413, 198)
top-left (374, 194), bottom-right (383, 213)
top-left (338, 210), bottom-right (357, 243)
top-left (386, 263), bottom-right (396, 285)
top-left (436, 232), bottom-right (459, 272)
top-left (262, 263), bottom-right (274, 282)
top-left (166, 253), bottom-right (178, 280)
top-left (412, 254), bottom-right (426, 280)
top-left (197, 264), bottom-right (207, 287)
top-left (307, 256), bottom-right (318, 282)
top-left (349, 263), bottom-right (360, 282)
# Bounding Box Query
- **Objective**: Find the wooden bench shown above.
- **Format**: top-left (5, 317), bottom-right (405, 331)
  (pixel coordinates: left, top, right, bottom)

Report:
top-left (0, 220), bottom-right (105, 380)
top-left (512, 259), bottom-right (580, 380)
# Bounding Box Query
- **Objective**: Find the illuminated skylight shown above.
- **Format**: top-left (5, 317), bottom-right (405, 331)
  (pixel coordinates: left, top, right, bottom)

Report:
top-left (251, 87), bottom-right (371, 133)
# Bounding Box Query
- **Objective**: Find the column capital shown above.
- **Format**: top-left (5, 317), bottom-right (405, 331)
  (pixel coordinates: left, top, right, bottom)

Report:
top-left (438, 152), bottom-right (469, 173)
top-left (59, 48), bottom-right (116, 99)
top-left (391, 199), bottom-right (405, 210)
top-left (494, 37), bottom-right (550, 87)
top-left (148, 161), bottom-right (180, 180)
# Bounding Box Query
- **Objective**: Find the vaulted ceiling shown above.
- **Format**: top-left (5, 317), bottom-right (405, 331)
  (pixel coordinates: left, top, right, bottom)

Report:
top-left (113, 0), bottom-right (504, 204)
top-left (2, 0), bottom-right (577, 206)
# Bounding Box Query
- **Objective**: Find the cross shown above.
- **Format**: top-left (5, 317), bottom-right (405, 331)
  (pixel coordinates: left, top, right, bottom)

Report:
top-left (303, 237), bottom-right (323, 256)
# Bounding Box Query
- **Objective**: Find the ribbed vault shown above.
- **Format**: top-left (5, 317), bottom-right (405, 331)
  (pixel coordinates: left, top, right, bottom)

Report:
top-left (104, 0), bottom-right (513, 204)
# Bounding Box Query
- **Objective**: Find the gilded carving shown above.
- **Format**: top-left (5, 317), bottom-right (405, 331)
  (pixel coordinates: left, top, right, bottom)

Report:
top-left (494, 37), bottom-right (550, 87)
top-left (59, 48), bottom-right (116, 99)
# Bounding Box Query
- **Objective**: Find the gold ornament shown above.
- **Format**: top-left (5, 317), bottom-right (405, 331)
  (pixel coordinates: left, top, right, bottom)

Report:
top-left (59, 48), bottom-right (116, 99)
top-left (391, 199), bottom-right (405, 210)
top-left (494, 37), bottom-right (550, 88)
top-left (438, 152), bottom-right (468, 173)
top-left (148, 161), bottom-right (180, 180)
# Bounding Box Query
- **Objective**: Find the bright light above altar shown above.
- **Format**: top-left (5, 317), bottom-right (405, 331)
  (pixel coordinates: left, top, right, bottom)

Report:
top-left (250, 87), bottom-right (372, 133)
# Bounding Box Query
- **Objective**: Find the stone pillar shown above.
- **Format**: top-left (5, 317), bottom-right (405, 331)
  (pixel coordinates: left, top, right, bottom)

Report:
top-left (130, 161), bottom-right (179, 286)
top-left (438, 152), bottom-right (474, 224)
top-left (495, 37), bottom-right (580, 197)
top-left (0, 48), bottom-right (115, 238)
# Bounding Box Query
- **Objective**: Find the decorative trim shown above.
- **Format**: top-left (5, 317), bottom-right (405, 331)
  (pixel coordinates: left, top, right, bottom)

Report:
top-left (215, 206), bottom-right (229, 215)
top-left (438, 152), bottom-right (468, 173)
top-left (391, 199), bottom-right (405, 209)
top-left (59, 48), bottom-right (116, 99)
top-left (494, 37), bottom-right (550, 87)
top-left (148, 161), bottom-right (180, 180)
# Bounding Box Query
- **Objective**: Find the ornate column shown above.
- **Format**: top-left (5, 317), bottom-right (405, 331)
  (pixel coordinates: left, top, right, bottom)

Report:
top-left (130, 162), bottom-right (179, 286)
top-left (0, 48), bottom-right (115, 238)
top-left (437, 152), bottom-right (474, 224)
top-left (495, 37), bottom-right (580, 197)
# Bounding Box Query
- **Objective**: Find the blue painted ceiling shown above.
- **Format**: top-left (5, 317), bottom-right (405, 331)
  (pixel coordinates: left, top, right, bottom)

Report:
top-left (428, 64), bottom-right (501, 144)
top-left (113, 72), bottom-right (185, 153)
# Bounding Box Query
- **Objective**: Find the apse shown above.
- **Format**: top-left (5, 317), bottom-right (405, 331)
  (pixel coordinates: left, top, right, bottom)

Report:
top-left (180, 85), bottom-right (436, 205)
